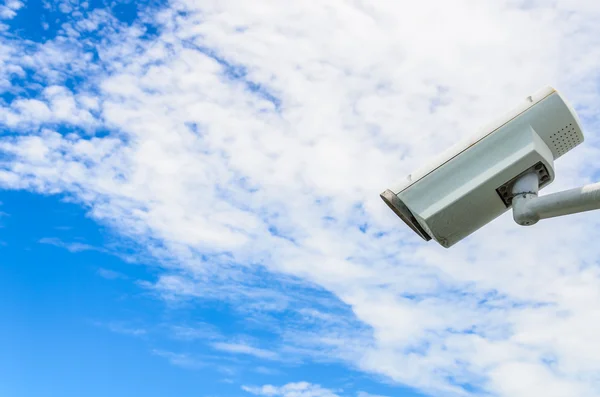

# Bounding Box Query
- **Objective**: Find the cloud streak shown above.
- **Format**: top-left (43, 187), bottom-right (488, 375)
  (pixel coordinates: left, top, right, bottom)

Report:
top-left (212, 342), bottom-right (279, 361)
top-left (96, 267), bottom-right (128, 280)
top-left (39, 237), bottom-right (100, 253)
top-left (151, 349), bottom-right (203, 369)
top-left (243, 382), bottom-right (341, 397)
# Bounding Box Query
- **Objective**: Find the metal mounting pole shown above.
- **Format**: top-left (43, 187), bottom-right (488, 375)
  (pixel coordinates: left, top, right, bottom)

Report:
top-left (512, 172), bottom-right (600, 226)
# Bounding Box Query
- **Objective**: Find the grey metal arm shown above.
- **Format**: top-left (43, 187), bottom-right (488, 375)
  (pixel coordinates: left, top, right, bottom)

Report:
top-left (512, 172), bottom-right (600, 226)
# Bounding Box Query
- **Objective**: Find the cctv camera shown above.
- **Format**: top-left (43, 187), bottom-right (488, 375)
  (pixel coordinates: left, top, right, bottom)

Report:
top-left (381, 86), bottom-right (595, 248)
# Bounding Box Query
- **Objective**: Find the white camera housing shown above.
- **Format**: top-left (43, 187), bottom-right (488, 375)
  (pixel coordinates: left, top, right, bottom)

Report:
top-left (381, 86), bottom-right (584, 248)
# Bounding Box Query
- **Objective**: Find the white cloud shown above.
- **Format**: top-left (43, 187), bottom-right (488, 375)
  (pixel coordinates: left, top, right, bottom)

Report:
top-left (96, 267), bottom-right (127, 280)
top-left (243, 382), bottom-right (341, 397)
top-left (169, 323), bottom-right (223, 341)
top-left (0, 0), bottom-right (23, 20)
top-left (92, 321), bottom-right (147, 337)
top-left (151, 349), bottom-right (203, 369)
top-left (39, 237), bottom-right (99, 253)
top-left (5, 0), bottom-right (23, 10)
top-left (356, 393), bottom-right (389, 397)
top-left (2, 1), bottom-right (600, 397)
top-left (212, 342), bottom-right (279, 361)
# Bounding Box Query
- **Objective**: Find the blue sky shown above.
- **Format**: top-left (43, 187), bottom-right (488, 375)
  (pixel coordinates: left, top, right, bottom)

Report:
top-left (0, 193), bottom-right (421, 397)
top-left (3, 1), bottom-right (600, 397)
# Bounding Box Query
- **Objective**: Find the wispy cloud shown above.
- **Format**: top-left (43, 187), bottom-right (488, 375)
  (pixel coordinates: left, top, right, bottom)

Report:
top-left (170, 324), bottom-right (221, 341)
top-left (243, 383), bottom-right (390, 397)
top-left (107, 323), bottom-right (146, 337)
top-left (39, 237), bottom-right (100, 253)
top-left (243, 382), bottom-right (341, 397)
top-left (92, 321), bottom-right (147, 337)
top-left (2, 1), bottom-right (600, 396)
top-left (96, 267), bottom-right (127, 280)
top-left (212, 342), bottom-right (279, 361)
top-left (254, 366), bottom-right (280, 375)
top-left (151, 349), bottom-right (203, 369)
top-left (356, 392), bottom-right (389, 397)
